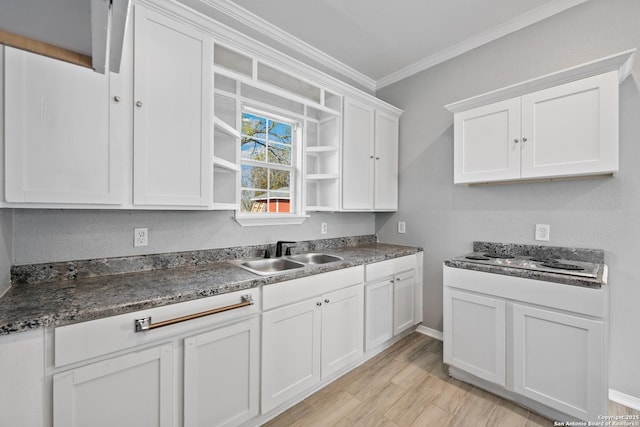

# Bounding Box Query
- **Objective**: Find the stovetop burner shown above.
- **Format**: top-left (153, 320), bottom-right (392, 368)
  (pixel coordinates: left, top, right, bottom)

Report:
top-left (541, 262), bottom-right (584, 271)
top-left (453, 252), bottom-right (600, 278)
top-left (483, 253), bottom-right (515, 259)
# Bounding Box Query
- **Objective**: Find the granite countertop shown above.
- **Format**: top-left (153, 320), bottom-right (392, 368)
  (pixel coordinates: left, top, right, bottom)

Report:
top-left (444, 241), bottom-right (607, 288)
top-left (0, 238), bottom-right (422, 336)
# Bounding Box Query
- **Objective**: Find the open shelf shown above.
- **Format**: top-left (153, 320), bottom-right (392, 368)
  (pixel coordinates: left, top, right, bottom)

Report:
top-left (214, 116), bottom-right (240, 138)
top-left (213, 156), bottom-right (241, 172)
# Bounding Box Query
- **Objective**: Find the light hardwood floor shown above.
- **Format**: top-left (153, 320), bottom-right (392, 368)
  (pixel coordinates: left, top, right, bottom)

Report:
top-left (265, 332), bottom-right (640, 427)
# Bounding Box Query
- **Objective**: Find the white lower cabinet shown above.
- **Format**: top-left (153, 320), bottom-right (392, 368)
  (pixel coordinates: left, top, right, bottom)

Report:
top-left (443, 288), bottom-right (506, 386)
top-left (321, 285), bottom-right (365, 379)
top-left (443, 265), bottom-right (608, 421)
top-left (260, 266), bottom-right (365, 414)
top-left (51, 289), bottom-right (259, 427)
top-left (261, 284), bottom-right (364, 413)
top-left (364, 278), bottom-right (394, 351)
top-left (261, 297), bottom-right (322, 413)
top-left (184, 317), bottom-right (260, 427)
top-left (512, 304), bottom-right (605, 420)
top-left (364, 255), bottom-right (420, 351)
top-left (53, 344), bottom-right (175, 427)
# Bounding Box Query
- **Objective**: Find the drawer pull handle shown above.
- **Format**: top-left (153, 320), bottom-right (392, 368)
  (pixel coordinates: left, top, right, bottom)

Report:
top-left (134, 294), bottom-right (253, 332)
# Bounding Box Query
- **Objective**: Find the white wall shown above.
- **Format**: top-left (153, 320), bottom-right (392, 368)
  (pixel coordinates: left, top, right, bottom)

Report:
top-left (11, 210), bottom-right (374, 264)
top-left (376, 0), bottom-right (640, 400)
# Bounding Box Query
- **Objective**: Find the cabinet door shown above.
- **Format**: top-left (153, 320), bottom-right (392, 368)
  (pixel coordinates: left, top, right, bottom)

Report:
top-left (53, 344), bottom-right (174, 427)
top-left (183, 316), bottom-right (259, 427)
top-left (133, 5), bottom-right (213, 207)
top-left (373, 110), bottom-right (399, 211)
top-left (393, 271), bottom-right (416, 336)
top-left (261, 298), bottom-right (321, 413)
top-left (365, 278), bottom-right (394, 351)
top-left (453, 98), bottom-right (521, 184)
top-left (342, 97), bottom-right (374, 210)
top-left (443, 288), bottom-right (506, 386)
top-left (512, 304), bottom-right (605, 420)
top-left (4, 47), bottom-right (123, 204)
top-left (521, 71), bottom-right (618, 179)
top-left (321, 284), bottom-right (364, 378)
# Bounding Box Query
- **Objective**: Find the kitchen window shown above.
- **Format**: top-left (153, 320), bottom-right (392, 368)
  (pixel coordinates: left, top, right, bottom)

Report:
top-left (236, 108), bottom-right (305, 225)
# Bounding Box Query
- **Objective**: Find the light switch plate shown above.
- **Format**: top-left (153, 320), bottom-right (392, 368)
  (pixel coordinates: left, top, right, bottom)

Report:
top-left (321, 223), bottom-right (328, 234)
top-left (398, 221), bottom-right (406, 234)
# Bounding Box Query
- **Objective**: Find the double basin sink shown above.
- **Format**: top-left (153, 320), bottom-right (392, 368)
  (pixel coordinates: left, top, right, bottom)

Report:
top-left (236, 253), bottom-right (343, 276)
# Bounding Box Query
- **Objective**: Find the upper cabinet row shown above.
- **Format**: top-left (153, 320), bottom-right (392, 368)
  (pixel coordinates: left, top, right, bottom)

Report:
top-left (1, 3), bottom-right (400, 212)
top-left (446, 50), bottom-right (635, 185)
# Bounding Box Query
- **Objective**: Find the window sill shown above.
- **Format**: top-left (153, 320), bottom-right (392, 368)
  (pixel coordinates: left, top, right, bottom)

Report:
top-left (234, 213), bottom-right (310, 227)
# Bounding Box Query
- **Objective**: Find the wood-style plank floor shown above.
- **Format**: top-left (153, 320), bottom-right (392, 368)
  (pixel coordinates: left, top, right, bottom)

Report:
top-left (265, 332), bottom-right (640, 427)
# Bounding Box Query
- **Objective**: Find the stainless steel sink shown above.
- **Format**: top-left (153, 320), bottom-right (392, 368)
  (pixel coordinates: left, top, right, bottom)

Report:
top-left (237, 258), bottom-right (306, 276)
top-left (287, 253), bottom-right (343, 265)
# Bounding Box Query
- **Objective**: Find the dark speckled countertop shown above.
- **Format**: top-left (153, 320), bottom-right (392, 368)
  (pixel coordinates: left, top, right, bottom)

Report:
top-left (0, 237), bottom-right (422, 336)
top-left (444, 241), bottom-right (607, 288)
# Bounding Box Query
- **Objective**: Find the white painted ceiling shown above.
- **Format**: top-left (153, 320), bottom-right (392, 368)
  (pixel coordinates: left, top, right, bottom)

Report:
top-left (220, 0), bottom-right (589, 89)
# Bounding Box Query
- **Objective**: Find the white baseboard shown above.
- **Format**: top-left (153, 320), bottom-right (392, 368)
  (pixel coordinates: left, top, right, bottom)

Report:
top-left (416, 325), bottom-right (443, 341)
top-left (610, 389), bottom-right (640, 411)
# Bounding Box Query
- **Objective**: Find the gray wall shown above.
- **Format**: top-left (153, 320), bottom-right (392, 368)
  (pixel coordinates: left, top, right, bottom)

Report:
top-left (11, 210), bottom-right (374, 264)
top-left (376, 0), bottom-right (640, 399)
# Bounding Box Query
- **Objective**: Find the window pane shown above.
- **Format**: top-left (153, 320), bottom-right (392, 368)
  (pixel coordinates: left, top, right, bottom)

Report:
top-left (267, 142), bottom-right (291, 165)
top-left (269, 169), bottom-right (290, 191)
top-left (268, 120), bottom-right (292, 145)
top-left (270, 191), bottom-right (291, 213)
top-left (242, 113), bottom-right (266, 140)
top-left (241, 165), bottom-right (268, 189)
top-left (241, 190), bottom-right (267, 213)
top-left (241, 138), bottom-right (266, 161)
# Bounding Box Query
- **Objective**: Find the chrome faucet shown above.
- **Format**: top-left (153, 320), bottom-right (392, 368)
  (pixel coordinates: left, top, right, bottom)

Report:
top-left (275, 241), bottom-right (295, 257)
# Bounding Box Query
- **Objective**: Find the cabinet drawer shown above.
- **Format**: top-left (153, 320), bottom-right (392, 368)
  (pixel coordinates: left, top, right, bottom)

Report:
top-left (54, 288), bottom-right (259, 367)
top-left (365, 255), bottom-right (416, 282)
top-left (262, 266), bottom-right (364, 311)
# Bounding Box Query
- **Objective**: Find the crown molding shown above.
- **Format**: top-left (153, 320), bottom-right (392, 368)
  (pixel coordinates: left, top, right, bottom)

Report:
top-left (196, 0), bottom-right (377, 92)
top-left (376, 0), bottom-right (590, 90)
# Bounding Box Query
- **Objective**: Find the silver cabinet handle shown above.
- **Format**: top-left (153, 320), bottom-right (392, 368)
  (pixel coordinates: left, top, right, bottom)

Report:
top-left (522, 137), bottom-right (528, 142)
top-left (113, 96), bottom-right (121, 103)
top-left (136, 101), bottom-right (143, 108)
top-left (514, 138), bottom-right (519, 143)
top-left (135, 294), bottom-right (253, 332)
top-left (316, 301), bottom-right (322, 307)
top-left (324, 299), bottom-right (330, 304)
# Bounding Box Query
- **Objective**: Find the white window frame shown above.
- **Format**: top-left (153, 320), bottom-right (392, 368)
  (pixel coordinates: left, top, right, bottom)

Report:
top-left (235, 105), bottom-right (308, 226)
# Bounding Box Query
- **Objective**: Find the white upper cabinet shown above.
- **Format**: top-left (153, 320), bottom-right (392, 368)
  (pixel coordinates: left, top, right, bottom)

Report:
top-left (447, 50), bottom-right (635, 185)
top-left (4, 46), bottom-right (124, 205)
top-left (374, 110), bottom-right (399, 210)
top-left (133, 5), bottom-right (213, 207)
top-left (520, 72), bottom-right (618, 179)
top-left (342, 97), bottom-right (375, 210)
top-left (342, 97), bottom-right (400, 211)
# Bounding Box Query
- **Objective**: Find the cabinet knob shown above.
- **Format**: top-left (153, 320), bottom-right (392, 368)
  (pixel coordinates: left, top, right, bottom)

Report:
top-left (522, 137), bottom-right (528, 142)
top-left (324, 299), bottom-right (330, 304)
top-left (316, 302), bottom-right (322, 307)
top-left (369, 155), bottom-right (374, 159)
top-left (390, 279), bottom-right (395, 284)
top-left (113, 96), bottom-right (121, 103)
top-left (136, 101), bottom-right (143, 108)
top-left (375, 157), bottom-right (380, 160)
top-left (514, 138), bottom-right (519, 143)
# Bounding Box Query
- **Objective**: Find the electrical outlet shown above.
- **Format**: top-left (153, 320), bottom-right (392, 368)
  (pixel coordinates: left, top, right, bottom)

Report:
top-left (321, 223), bottom-right (328, 234)
top-left (398, 221), bottom-right (406, 234)
top-left (535, 224), bottom-right (550, 241)
top-left (134, 228), bottom-right (148, 247)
